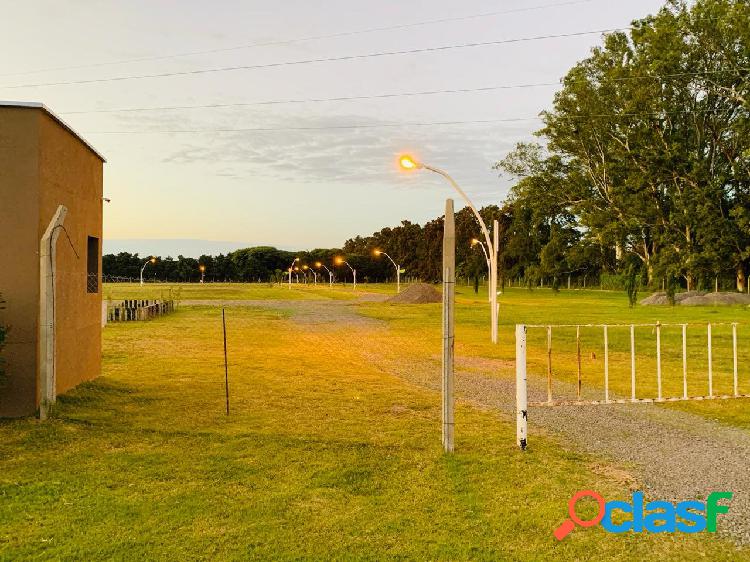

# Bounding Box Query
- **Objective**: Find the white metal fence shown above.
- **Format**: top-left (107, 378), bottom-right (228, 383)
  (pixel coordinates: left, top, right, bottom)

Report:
top-left (515, 322), bottom-right (750, 450)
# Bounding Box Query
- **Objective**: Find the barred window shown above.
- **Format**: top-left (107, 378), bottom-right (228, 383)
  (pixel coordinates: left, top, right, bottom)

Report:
top-left (87, 236), bottom-right (99, 293)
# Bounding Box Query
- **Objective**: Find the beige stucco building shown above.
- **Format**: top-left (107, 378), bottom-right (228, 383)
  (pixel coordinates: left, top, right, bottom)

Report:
top-left (0, 102), bottom-right (105, 417)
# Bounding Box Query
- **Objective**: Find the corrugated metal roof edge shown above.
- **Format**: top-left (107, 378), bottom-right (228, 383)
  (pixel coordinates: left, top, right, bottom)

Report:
top-left (0, 101), bottom-right (106, 162)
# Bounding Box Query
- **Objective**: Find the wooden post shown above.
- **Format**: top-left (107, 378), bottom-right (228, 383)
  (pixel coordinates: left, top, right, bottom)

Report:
top-left (656, 322), bottom-right (662, 401)
top-left (733, 323), bottom-right (738, 397)
top-left (708, 323), bottom-right (713, 398)
top-left (516, 324), bottom-right (528, 450)
top-left (682, 324), bottom-right (688, 399)
top-left (630, 324), bottom-right (636, 402)
top-left (442, 199), bottom-right (455, 453)
top-left (604, 325), bottom-right (609, 403)
top-left (39, 204), bottom-right (67, 420)
top-left (576, 325), bottom-right (582, 400)
top-left (223, 308), bottom-right (230, 415)
top-left (546, 326), bottom-right (553, 404)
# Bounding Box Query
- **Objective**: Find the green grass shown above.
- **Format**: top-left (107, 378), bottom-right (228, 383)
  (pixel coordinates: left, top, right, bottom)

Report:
top-left (0, 284), bottom-right (747, 559)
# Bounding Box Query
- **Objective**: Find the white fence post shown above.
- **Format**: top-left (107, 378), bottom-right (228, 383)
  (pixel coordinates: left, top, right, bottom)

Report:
top-left (708, 323), bottom-right (713, 398)
top-left (516, 324), bottom-right (528, 450)
top-left (630, 324), bottom-right (636, 402)
top-left (603, 325), bottom-right (609, 403)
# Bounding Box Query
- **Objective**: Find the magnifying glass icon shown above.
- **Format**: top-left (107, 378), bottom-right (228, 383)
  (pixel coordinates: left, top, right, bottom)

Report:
top-left (554, 490), bottom-right (606, 541)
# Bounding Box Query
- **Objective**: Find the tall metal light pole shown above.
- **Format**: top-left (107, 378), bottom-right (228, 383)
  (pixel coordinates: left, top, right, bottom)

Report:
top-left (288, 257), bottom-right (299, 289)
top-left (303, 265), bottom-right (317, 284)
top-left (316, 262), bottom-right (333, 287)
top-left (199, 264), bottom-right (206, 284)
top-left (471, 238), bottom-right (491, 303)
top-left (336, 257), bottom-right (356, 290)
top-left (140, 257), bottom-right (156, 286)
top-left (399, 155), bottom-right (498, 343)
top-left (374, 249), bottom-right (401, 293)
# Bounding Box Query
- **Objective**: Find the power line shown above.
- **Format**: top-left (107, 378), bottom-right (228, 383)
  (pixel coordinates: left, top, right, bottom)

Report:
top-left (0, 0), bottom-right (597, 78)
top-left (59, 82), bottom-right (561, 115)
top-left (1, 28), bottom-right (626, 90)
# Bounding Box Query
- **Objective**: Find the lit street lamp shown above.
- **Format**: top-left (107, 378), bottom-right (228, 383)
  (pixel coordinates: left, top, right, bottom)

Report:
top-left (199, 264), bottom-right (206, 284)
top-left (374, 249), bottom-right (401, 293)
top-left (303, 265), bottom-right (317, 284)
top-left (335, 256), bottom-right (356, 290)
top-left (400, 154), bottom-right (499, 343)
top-left (140, 256), bottom-right (156, 286)
top-left (316, 261), bottom-right (334, 287)
top-left (288, 257), bottom-right (299, 289)
top-left (471, 238), bottom-right (491, 302)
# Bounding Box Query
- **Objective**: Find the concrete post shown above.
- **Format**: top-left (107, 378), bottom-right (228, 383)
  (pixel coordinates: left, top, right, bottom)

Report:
top-left (516, 324), bottom-right (528, 450)
top-left (442, 198), bottom-right (455, 453)
top-left (39, 205), bottom-right (67, 420)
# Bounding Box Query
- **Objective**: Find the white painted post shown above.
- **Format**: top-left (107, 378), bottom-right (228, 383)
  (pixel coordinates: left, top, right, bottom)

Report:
top-left (630, 324), bottom-right (636, 402)
top-left (682, 324), bottom-right (688, 399)
top-left (708, 323), bottom-right (713, 398)
top-left (516, 324), bottom-right (528, 450)
top-left (39, 205), bottom-right (68, 420)
top-left (442, 199), bottom-right (455, 453)
top-left (656, 322), bottom-right (662, 401)
top-left (604, 325), bottom-right (609, 403)
top-left (733, 323), bottom-right (738, 397)
top-left (546, 326), bottom-right (553, 404)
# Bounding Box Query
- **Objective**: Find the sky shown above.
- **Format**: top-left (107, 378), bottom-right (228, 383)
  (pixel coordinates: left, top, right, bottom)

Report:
top-left (1, 0), bottom-right (666, 255)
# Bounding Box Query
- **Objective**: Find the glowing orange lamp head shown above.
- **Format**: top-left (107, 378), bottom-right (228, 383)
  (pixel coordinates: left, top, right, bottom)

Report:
top-left (315, 261), bottom-right (322, 268)
top-left (398, 154), bottom-right (422, 171)
top-left (471, 239), bottom-right (480, 247)
top-left (373, 249), bottom-right (382, 256)
top-left (334, 257), bottom-right (344, 265)
top-left (199, 264), bottom-right (205, 272)
top-left (150, 257), bottom-right (156, 264)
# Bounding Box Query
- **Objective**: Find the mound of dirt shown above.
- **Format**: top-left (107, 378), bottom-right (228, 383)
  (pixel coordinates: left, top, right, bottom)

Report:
top-left (640, 291), bottom-right (750, 306)
top-left (386, 283), bottom-right (442, 304)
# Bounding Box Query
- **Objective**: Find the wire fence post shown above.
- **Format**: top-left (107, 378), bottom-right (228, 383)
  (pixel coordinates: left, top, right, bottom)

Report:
top-left (630, 324), bottom-right (636, 402)
top-left (516, 324), bottom-right (528, 450)
top-left (442, 198), bottom-right (455, 453)
top-left (546, 326), bottom-right (553, 404)
top-left (682, 324), bottom-right (688, 399)
top-left (733, 323), bottom-right (738, 397)
top-left (576, 325), bottom-right (582, 400)
top-left (656, 321), bottom-right (662, 401)
top-left (708, 323), bottom-right (713, 398)
top-left (603, 325), bottom-right (609, 403)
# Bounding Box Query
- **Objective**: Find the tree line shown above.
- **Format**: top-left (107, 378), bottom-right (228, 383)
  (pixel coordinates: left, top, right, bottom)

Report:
top-left (104, 0), bottom-right (749, 296)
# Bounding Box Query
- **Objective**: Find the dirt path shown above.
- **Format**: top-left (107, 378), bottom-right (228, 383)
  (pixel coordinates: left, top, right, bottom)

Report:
top-left (198, 298), bottom-right (750, 545)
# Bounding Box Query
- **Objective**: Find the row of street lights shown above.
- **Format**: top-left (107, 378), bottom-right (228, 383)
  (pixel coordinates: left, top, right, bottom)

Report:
top-left (139, 257), bottom-right (206, 285)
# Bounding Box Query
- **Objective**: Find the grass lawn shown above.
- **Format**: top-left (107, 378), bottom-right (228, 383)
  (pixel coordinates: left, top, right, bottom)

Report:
top-left (0, 283), bottom-right (748, 559)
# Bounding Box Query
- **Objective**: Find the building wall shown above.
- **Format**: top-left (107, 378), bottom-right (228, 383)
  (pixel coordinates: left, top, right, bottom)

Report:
top-left (0, 106), bottom-right (103, 417)
top-left (0, 108), bottom-right (41, 417)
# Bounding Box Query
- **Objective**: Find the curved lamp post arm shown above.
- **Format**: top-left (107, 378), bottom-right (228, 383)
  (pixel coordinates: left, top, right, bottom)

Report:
top-left (380, 251), bottom-right (398, 270)
top-left (423, 164), bottom-right (493, 255)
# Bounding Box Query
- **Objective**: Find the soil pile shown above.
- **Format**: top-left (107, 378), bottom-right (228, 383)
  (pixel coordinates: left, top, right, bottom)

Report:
top-left (640, 291), bottom-right (750, 306)
top-left (386, 283), bottom-right (442, 304)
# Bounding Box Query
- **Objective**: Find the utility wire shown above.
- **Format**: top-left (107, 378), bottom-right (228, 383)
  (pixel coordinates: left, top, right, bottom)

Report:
top-left (1, 28), bottom-right (626, 90)
top-left (0, 0), bottom-right (597, 78)
top-left (58, 68), bottom-right (748, 115)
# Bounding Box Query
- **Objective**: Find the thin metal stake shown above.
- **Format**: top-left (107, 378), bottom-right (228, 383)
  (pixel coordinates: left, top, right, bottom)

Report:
top-left (631, 325), bottom-right (636, 401)
top-left (546, 326), bottom-right (553, 404)
top-left (682, 324), bottom-right (688, 399)
top-left (708, 323), bottom-right (713, 398)
top-left (576, 325), bottom-right (582, 400)
top-left (223, 308), bottom-right (230, 416)
top-left (604, 325), bottom-right (609, 403)
top-left (733, 323), bottom-right (738, 397)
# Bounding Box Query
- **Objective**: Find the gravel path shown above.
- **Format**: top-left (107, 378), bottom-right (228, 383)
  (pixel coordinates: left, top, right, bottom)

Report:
top-left (205, 298), bottom-right (750, 544)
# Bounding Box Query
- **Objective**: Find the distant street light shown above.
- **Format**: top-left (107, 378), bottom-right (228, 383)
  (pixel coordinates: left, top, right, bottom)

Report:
top-left (374, 249), bottom-right (401, 293)
top-left (471, 239), bottom-right (491, 302)
top-left (293, 266), bottom-right (300, 283)
top-left (303, 265), bottom-right (317, 284)
top-left (335, 256), bottom-right (356, 290)
top-left (288, 257), bottom-right (299, 289)
top-left (316, 261), bottom-right (334, 287)
top-left (400, 154), bottom-right (499, 343)
top-left (199, 264), bottom-right (206, 284)
top-left (140, 256), bottom-right (156, 286)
